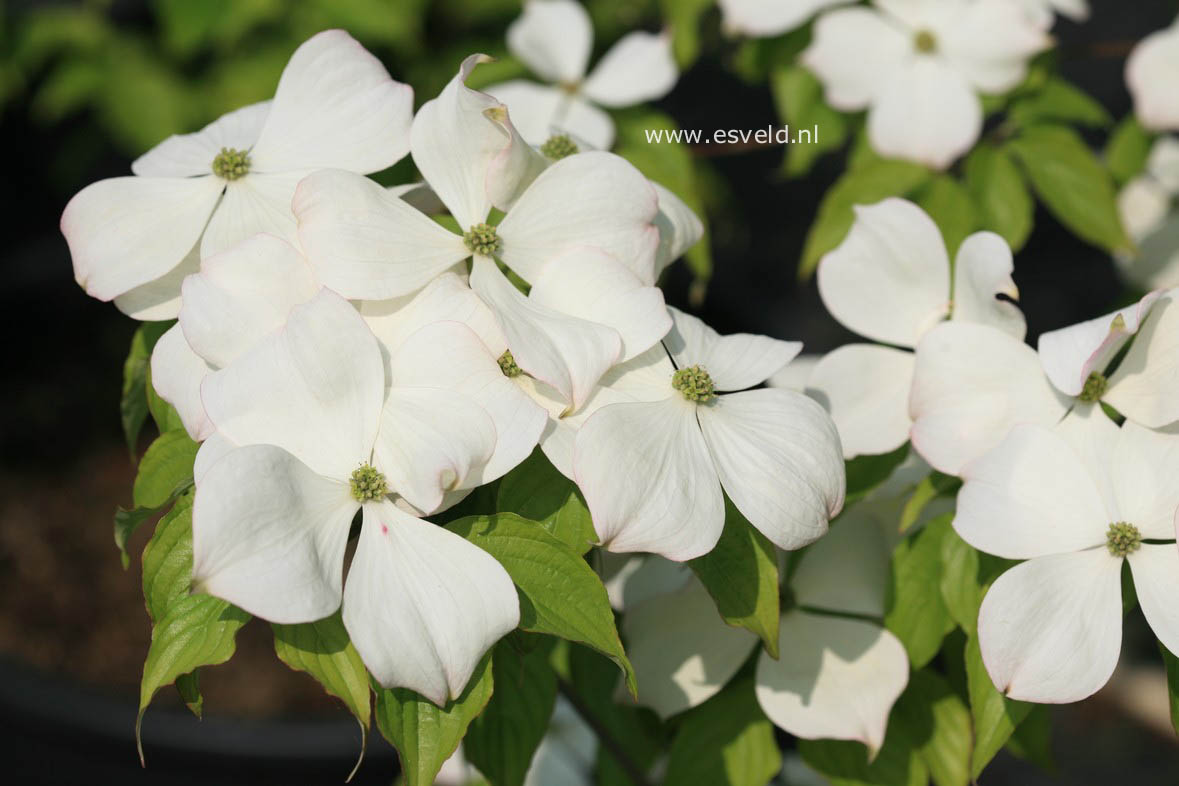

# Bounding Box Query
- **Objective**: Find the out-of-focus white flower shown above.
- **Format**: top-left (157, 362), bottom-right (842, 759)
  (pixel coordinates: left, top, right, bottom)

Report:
top-left (717, 0), bottom-right (853, 38)
top-left (808, 198), bottom-right (1025, 459)
top-left (483, 0), bottom-right (677, 149)
top-left (1009, 0), bottom-right (1089, 28)
top-left (956, 408), bottom-right (1179, 703)
top-left (621, 508), bottom-right (908, 755)
top-left (802, 0), bottom-right (1050, 168)
top-left (1127, 16), bottom-right (1179, 132)
top-left (572, 307), bottom-right (845, 561)
top-left (295, 55), bottom-right (670, 414)
top-left (61, 30), bottom-right (412, 319)
top-left (191, 290), bottom-right (519, 704)
top-left (1117, 137), bottom-right (1179, 290)
top-left (910, 287), bottom-right (1179, 474)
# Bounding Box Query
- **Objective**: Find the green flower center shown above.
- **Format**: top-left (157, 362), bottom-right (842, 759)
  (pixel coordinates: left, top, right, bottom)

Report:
top-left (211, 147), bottom-right (251, 180)
top-left (1079, 371), bottom-right (1108, 403)
top-left (350, 464), bottom-right (388, 503)
top-left (463, 223), bottom-right (502, 257)
top-left (672, 365), bottom-right (716, 403)
top-left (1106, 521), bottom-right (1142, 557)
top-left (914, 30), bottom-right (938, 54)
top-left (498, 349), bottom-right (522, 378)
top-left (540, 134), bottom-right (579, 160)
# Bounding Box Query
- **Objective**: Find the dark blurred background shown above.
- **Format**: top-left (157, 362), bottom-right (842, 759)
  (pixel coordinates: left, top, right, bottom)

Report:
top-left (2, 0), bottom-right (1178, 783)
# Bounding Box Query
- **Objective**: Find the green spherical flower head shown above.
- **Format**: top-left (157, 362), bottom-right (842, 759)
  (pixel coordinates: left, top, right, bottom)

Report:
top-left (464, 222), bottom-right (502, 257)
top-left (914, 30), bottom-right (938, 54)
top-left (540, 134), bottom-right (579, 161)
top-left (1106, 521), bottom-right (1142, 557)
top-left (672, 365), bottom-right (716, 403)
top-left (350, 464), bottom-right (388, 503)
top-left (497, 349), bottom-right (522, 378)
top-left (1079, 371), bottom-right (1108, 403)
top-left (212, 147), bottom-right (251, 180)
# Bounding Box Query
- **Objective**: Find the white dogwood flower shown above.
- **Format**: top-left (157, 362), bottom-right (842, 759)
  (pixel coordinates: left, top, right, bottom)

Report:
top-left (573, 307), bottom-right (845, 560)
top-left (912, 286), bottom-right (1179, 473)
top-left (716, 0), bottom-right (852, 37)
top-left (1116, 137), bottom-right (1179, 291)
top-left (956, 409), bottom-right (1179, 703)
top-left (481, 0), bottom-right (677, 149)
top-left (150, 233), bottom-right (320, 441)
top-left (61, 30), bottom-right (412, 319)
top-left (809, 198), bottom-right (1026, 459)
top-left (802, 0), bottom-right (1050, 168)
top-left (191, 290), bottom-right (518, 704)
top-left (1127, 16), bottom-right (1179, 132)
top-left (621, 508), bottom-right (908, 754)
top-left (295, 55), bottom-right (670, 412)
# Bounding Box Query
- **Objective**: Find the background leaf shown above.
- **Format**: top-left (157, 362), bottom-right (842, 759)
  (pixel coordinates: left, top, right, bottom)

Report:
top-left (884, 515), bottom-right (954, 668)
top-left (120, 321), bottom-right (173, 456)
top-left (496, 448), bottom-right (597, 555)
top-left (132, 429), bottom-right (197, 509)
top-left (964, 146), bottom-right (1034, 252)
top-left (965, 633), bottom-right (1032, 778)
top-left (663, 677), bottom-right (781, 786)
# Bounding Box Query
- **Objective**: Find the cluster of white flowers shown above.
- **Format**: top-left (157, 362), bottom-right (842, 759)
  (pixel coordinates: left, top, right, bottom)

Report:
top-left (61, 28), bottom-right (845, 705)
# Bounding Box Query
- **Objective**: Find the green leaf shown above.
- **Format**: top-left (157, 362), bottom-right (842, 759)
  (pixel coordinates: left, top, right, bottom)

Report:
top-left (799, 726), bottom-right (928, 786)
top-left (845, 444), bottom-right (910, 504)
top-left (175, 671), bottom-right (203, 717)
top-left (938, 528), bottom-right (981, 636)
top-left (799, 159), bottom-right (932, 279)
top-left (884, 514), bottom-right (955, 668)
top-left (273, 612), bottom-right (372, 779)
top-left (141, 493), bottom-right (195, 623)
top-left (688, 498), bottom-right (780, 657)
top-left (659, 0), bottom-right (713, 67)
top-left (447, 514), bottom-right (637, 696)
top-left (138, 595), bottom-right (250, 763)
top-left (465, 641), bottom-right (558, 786)
top-left (898, 472), bottom-right (959, 534)
top-left (1007, 77), bottom-right (1112, 129)
top-left (1106, 115), bottom-right (1155, 186)
top-left (894, 671), bottom-right (971, 786)
top-left (965, 633), bottom-right (1032, 778)
top-left (133, 429), bottom-right (198, 509)
top-left (496, 448), bottom-right (597, 555)
top-left (1007, 125), bottom-right (1131, 253)
top-left (120, 321), bottom-right (173, 456)
top-left (373, 654), bottom-right (494, 786)
top-left (964, 146), bottom-right (1034, 252)
top-left (663, 677), bottom-right (781, 786)
top-left (770, 64), bottom-right (850, 178)
top-left (1161, 642), bottom-right (1179, 736)
top-left (1004, 705), bottom-right (1055, 773)
top-left (914, 176), bottom-right (976, 257)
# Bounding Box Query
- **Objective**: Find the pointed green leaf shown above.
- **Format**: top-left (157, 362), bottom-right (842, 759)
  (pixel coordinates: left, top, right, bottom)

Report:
top-left (664, 677), bottom-right (781, 786)
top-left (1106, 115), bottom-right (1154, 186)
top-left (884, 514), bottom-right (955, 668)
top-left (373, 654), bottom-right (494, 786)
top-left (1008, 77), bottom-right (1112, 129)
top-left (496, 448), bottom-right (597, 555)
top-left (464, 641), bottom-right (558, 786)
top-left (965, 633), bottom-right (1032, 778)
top-left (938, 528), bottom-right (982, 636)
top-left (447, 513), bottom-right (636, 696)
top-left (895, 671), bottom-right (971, 786)
top-left (138, 595), bottom-right (250, 763)
top-left (964, 146), bottom-right (1034, 252)
top-left (133, 429), bottom-right (198, 509)
top-left (141, 492), bottom-right (195, 623)
top-left (120, 321), bottom-right (173, 456)
top-left (1004, 705), bottom-right (1055, 773)
top-left (146, 364), bottom-right (186, 434)
top-left (1007, 124), bottom-right (1131, 253)
top-left (770, 64), bottom-right (849, 178)
top-left (688, 498), bottom-right (780, 657)
top-left (273, 612), bottom-right (371, 780)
